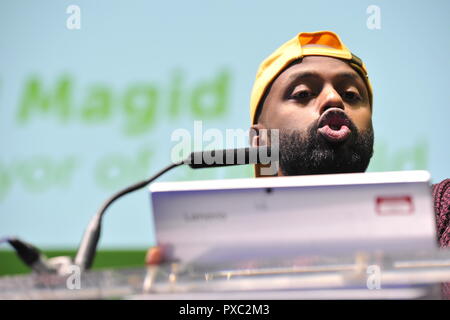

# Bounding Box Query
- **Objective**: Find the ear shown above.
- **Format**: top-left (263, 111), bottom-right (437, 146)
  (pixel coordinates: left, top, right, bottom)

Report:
top-left (249, 123), bottom-right (267, 147)
top-left (250, 123), bottom-right (275, 178)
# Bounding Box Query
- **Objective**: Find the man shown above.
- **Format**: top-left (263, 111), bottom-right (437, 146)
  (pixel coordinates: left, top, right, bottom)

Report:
top-left (147, 31), bottom-right (449, 286)
top-left (249, 31), bottom-right (373, 178)
top-left (247, 30), bottom-right (449, 249)
top-left (244, 30), bottom-right (450, 298)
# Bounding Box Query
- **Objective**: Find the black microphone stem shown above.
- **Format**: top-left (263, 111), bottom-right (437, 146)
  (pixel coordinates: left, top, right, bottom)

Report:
top-left (74, 161), bottom-right (183, 270)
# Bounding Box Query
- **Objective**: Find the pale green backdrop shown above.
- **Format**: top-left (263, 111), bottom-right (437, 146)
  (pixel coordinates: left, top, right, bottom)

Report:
top-left (0, 0), bottom-right (449, 251)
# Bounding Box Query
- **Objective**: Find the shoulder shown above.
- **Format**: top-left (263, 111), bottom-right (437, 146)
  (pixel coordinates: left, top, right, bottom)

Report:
top-left (432, 179), bottom-right (450, 247)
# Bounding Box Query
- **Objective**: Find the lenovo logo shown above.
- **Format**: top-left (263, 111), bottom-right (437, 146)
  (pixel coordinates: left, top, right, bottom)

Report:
top-left (375, 196), bottom-right (414, 215)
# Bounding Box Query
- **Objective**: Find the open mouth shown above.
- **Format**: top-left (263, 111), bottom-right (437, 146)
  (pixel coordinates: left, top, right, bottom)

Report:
top-left (317, 109), bottom-right (352, 143)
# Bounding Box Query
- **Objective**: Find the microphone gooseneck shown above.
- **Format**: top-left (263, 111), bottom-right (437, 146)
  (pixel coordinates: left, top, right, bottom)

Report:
top-left (76, 146), bottom-right (274, 270)
top-left (7, 146), bottom-right (275, 273)
top-left (74, 161), bottom-right (184, 270)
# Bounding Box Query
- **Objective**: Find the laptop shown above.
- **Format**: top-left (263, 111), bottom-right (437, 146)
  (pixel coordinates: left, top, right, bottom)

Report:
top-left (149, 171), bottom-right (438, 268)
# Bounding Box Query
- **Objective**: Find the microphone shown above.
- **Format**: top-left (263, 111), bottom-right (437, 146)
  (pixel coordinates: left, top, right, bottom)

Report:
top-left (4, 238), bottom-right (72, 275)
top-left (74, 146), bottom-right (276, 270)
top-left (7, 147), bottom-right (276, 273)
top-left (6, 237), bottom-right (57, 274)
top-left (185, 146), bottom-right (273, 168)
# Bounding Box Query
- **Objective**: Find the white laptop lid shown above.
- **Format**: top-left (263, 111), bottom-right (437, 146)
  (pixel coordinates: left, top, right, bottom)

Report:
top-left (149, 171), bottom-right (437, 267)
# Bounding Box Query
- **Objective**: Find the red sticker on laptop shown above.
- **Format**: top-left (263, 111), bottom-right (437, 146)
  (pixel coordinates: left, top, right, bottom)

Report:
top-left (376, 196), bottom-right (414, 215)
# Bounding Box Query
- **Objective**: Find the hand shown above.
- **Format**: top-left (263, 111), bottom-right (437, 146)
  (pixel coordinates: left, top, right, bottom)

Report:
top-left (145, 246), bottom-right (164, 265)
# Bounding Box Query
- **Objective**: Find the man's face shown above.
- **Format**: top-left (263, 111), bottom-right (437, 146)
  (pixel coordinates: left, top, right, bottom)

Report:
top-left (253, 55), bottom-right (374, 175)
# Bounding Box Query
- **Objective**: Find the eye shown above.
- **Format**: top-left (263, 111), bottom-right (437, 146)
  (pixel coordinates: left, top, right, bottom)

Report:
top-left (291, 90), bottom-right (313, 100)
top-left (343, 91), bottom-right (361, 102)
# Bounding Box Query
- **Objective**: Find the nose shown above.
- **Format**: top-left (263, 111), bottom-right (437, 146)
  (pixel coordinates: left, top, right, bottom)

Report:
top-left (318, 85), bottom-right (345, 115)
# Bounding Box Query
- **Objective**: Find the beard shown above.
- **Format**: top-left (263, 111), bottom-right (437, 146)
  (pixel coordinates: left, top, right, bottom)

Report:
top-left (277, 119), bottom-right (374, 176)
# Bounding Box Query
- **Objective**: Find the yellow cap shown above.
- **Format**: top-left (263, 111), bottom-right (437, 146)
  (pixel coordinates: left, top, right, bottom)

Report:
top-left (250, 31), bottom-right (373, 124)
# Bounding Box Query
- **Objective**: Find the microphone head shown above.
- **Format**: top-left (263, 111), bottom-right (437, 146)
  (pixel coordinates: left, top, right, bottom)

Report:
top-left (185, 146), bottom-right (275, 169)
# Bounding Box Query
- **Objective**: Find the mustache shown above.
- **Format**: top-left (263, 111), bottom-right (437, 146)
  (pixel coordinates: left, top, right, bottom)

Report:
top-left (278, 111), bottom-right (359, 141)
top-left (280, 116), bottom-right (358, 146)
top-left (277, 119), bottom-right (374, 176)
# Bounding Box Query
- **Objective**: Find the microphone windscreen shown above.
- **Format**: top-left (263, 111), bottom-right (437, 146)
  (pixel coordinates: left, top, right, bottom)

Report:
top-left (186, 146), bottom-right (274, 169)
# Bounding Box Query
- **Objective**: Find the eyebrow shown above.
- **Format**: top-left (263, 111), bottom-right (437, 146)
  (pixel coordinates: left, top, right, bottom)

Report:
top-left (287, 71), bottom-right (361, 83)
top-left (335, 72), bottom-right (362, 82)
top-left (287, 71), bottom-right (321, 83)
